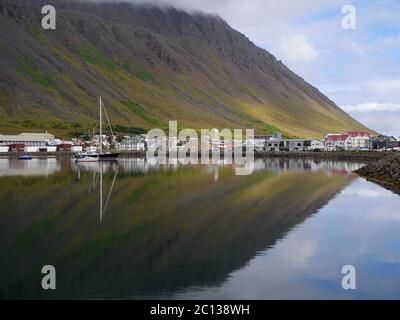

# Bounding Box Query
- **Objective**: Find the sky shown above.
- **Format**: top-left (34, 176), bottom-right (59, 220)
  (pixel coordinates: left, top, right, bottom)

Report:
top-left (87, 0), bottom-right (400, 136)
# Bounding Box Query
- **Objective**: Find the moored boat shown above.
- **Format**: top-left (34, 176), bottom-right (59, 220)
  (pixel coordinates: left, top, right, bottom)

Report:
top-left (18, 154), bottom-right (32, 160)
top-left (75, 97), bottom-right (119, 163)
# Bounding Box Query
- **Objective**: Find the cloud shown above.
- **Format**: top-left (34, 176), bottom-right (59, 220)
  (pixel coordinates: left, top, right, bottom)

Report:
top-left (340, 102), bottom-right (400, 136)
top-left (279, 34), bottom-right (318, 62)
top-left (341, 102), bottom-right (400, 113)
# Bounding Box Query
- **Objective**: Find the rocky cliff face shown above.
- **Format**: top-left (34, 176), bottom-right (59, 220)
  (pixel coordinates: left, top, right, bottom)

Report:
top-left (0, 0), bottom-right (370, 137)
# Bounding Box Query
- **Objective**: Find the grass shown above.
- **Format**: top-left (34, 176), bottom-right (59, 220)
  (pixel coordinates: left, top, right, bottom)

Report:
top-left (0, 87), bottom-right (13, 114)
top-left (122, 100), bottom-right (163, 127)
top-left (75, 47), bottom-right (116, 70)
top-left (112, 125), bottom-right (147, 135)
top-left (27, 27), bottom-right (47, 43)
top-left (17, 60), bottom-right (55, 88)
top-left (122, 63), bottom-right (155, 81)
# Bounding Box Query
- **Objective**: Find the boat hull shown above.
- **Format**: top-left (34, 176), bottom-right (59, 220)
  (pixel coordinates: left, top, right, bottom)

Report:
top-left (18, 155), bottom-right (32, 160)
top-left (74, 153), bottom-right (118, 162)
top-left (98, 153), bottom-right (119, 161)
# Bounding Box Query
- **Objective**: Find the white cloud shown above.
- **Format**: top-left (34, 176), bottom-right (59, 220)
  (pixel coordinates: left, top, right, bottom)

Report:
top-left (341, 102), bottom-right (400, 113)
top-left (279, 34), bottom-right (318, 62)
top-left (340, 102), bottom-right (400, 136)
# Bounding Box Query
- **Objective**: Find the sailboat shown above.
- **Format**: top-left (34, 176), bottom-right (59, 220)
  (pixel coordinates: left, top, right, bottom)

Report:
top-left (75, 97), bottom-right (119, 162)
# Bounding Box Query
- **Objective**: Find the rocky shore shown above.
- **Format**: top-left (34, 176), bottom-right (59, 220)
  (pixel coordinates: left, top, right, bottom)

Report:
top-left (355, 153), bottom-right (400, 194)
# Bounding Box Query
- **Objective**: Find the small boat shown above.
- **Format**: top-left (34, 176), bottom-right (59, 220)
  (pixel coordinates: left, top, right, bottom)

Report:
top-left (18, 154), bottom-right (32, 160)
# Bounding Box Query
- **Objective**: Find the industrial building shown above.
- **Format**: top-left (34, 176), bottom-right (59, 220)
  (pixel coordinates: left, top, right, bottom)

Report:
top-left (0, 132), bottom-right (55, 147)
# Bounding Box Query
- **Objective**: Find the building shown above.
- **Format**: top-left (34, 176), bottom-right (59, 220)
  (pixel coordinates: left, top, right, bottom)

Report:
top-left (24, 146), bottom-right (57, 153)
top-left (345, 131), bottom-right (372, 150)
top-left (324, 134), bottom-right (349, 151)
top-left (0, 132), bottom-right (55, 147)
top-left (280, 139), bottom-right (311, 151)
top-left (371, 135), bottom-right (399, 150)
top-left (324, 131), bottom-right (372, 151)
top-left (0, 146), bottom-right (9, 153)
top-left (57, 143), bottom-right (72, 152)
top-left (117, 136), bottom-right (146, 151)
top-left (306, 139), bottom-right (325, 151)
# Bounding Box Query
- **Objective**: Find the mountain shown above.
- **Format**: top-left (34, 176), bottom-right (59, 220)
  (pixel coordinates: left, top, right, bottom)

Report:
top-left (0, 0), bottom-right (371, 138)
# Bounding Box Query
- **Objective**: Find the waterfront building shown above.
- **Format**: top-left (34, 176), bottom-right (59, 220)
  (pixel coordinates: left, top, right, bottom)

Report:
top-left (371, 135), bottom-right (399, 150)
top-left (324, 134), bottom-right (349, 151)
top-left (324, 131), bottom-right (372, 151)
top-left (0, 132), bottom-right (55, 147)
top-left (345, 131), bottom-right (372, 150)
top-left (279, 139), bottom-right (324, 152)
top-left (117, 136), bottom-right (146, 151)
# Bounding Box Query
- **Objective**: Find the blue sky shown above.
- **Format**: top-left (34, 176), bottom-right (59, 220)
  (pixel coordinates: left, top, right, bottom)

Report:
top-left (104, 0), bottom-right (400, 136)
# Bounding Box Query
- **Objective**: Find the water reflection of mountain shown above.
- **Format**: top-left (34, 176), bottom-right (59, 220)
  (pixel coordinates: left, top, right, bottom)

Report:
top-left (0, 159), bottom-right (355, 299)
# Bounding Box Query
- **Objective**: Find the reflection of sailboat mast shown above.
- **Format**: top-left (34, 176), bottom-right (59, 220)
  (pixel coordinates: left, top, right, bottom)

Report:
top-left (99, 163), bottom-right (119, 223)
top-left (100, 163), bottom-right (103, 223)
top-left (103, 166), bottom-right (118, 215)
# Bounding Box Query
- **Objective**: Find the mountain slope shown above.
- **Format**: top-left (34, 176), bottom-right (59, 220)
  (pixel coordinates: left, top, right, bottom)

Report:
top-left (0, 0), bottom-right (371, 138)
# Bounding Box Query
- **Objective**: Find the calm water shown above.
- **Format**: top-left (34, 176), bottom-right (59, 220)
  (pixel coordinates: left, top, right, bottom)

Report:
top-left (0, 157), bottom-right (400, 299)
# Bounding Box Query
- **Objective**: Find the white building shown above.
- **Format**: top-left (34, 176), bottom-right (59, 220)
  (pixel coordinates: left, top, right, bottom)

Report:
top-left (0, 132), bottom-right (55, 146)
top-left (24, 146), bottom-right (57, 153)
top-left (345, 131), bottom-right (372, 150)
top-left (324, 132), bottom-right (372, 151)
top-left (306, 139), bottom-right (325, 151)
top-left (117, 137), bottom-right (146, 151)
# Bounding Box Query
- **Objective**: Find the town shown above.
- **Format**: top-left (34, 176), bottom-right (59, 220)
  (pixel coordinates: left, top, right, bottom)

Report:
top-left (0, 130), bottom-right (399, 155)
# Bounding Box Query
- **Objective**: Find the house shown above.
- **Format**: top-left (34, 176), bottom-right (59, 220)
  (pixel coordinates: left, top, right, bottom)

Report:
top-left (117, 136), bottom-right (146, 151)
top-left (345, 131), bottom-right (372, 150)
top-left (324, 131), bottom-right (372, 150)
top-left (324, 134), bottom-right (349, 151)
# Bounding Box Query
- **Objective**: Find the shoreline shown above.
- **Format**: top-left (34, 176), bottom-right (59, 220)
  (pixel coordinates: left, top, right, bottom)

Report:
top-left (355, 153), bottom-right (400, 194)
top-left (0, 150), bottom-right (390, 161)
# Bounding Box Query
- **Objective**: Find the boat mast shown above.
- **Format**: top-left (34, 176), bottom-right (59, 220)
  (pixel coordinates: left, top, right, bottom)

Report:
top-left (99, 96), bottom-right (103, 154)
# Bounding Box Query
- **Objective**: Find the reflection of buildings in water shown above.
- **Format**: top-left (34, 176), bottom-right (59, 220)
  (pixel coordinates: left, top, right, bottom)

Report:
top-left (252, 158), bottom-right (365, 175)
top-left (1, 157), bottom-right (366, 178)
top-left (70, 157), bottom-right (366, 176)
top-left (0, 158), bottom-right (61, 177)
